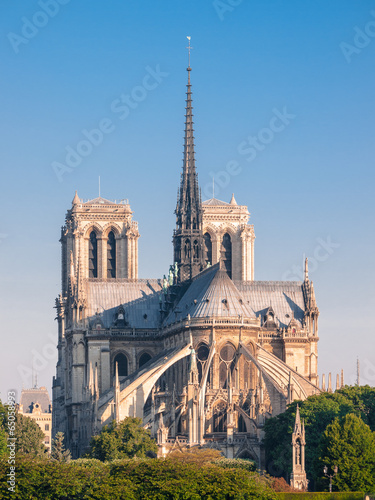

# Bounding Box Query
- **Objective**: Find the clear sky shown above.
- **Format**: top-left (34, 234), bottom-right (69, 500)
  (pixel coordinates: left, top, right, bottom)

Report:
top-left (0, 0), bottom-right (374, 402)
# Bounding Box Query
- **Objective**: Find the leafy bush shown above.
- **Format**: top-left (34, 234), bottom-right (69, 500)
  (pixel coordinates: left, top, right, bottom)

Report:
top-left (0, 456), bottom-right (277, 499)
top-left (85, 417), bottom-right (158, 461)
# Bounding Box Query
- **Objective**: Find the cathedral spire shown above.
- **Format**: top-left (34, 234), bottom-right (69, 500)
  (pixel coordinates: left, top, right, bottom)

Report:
top-left (173, 39), bottom-right (205, 282)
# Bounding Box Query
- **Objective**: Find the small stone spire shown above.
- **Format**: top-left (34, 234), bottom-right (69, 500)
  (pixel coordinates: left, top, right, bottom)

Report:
top-left (94, 364), bottom-right (99, 401)
top-left (229, 193), bottom-right (237, 205)
top-left (294, 404), bottom-right (301, 431)
top-left (336, 374), bottom-right (340, 391)
top-left (72, 190), bottom-right (80, 205)
top-left (328, 373), bottom-right (332, 393)
top-left (341, 369), bottom-right (344, 388)
top-left (287, 371), bottom-right (294, 404)
top-left (114, 362), bottom-right (120, 423)
top-left (88, 362), bottom-right (94, 398)
top-left (309, 281), bottom-right (317, 309)
top-left (322, 373), bottom-right (326, 392)
top-left (304, 257), bottom-right (309, 282)
top-left (188, 347), bottom-right (199, 385)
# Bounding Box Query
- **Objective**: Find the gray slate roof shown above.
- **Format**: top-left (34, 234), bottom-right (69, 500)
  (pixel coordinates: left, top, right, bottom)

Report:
top-left (85, 274), bottom-right (306, 331)
top-left (235, 281), bottom-right (305, 328)
top-left (86, 279), bottom-right (163, 329)
top-left (202, 198), bottom-right (230, 206)
top-left (164, 266), bottom-right (256, 324)
top-left (19, 387), bottom-right (51, 413)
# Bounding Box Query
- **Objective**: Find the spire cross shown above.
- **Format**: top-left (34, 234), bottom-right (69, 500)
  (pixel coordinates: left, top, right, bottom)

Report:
top-left (186, 36), bottom-right (193, 68)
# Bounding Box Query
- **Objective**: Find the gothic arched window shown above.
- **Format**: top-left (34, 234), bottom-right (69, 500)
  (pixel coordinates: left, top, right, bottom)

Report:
top-left (213, 403), bottom-right (227, 433)
top-left (107, 231), bottom-right (116, 278)
top-left (89, 231), bottom-right (98, 278)
top-left (114, 353), bottom-right (128, 377)
top-left (221, 233), bottom-right (232, 278)
top-left (197, 343), bottom-right (210, 384)
top-left (219, 343), bottom-right (236, 389)
top-left (139, 352), bottom-right (152, 369)
top-left (204, 233), bottom-right (212, 266)
top-left (238, 414), bottom-right (247, 432)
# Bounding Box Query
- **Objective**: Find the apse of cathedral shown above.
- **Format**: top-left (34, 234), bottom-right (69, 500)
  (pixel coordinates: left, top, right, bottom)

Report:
top-left (52, 60), bottom-right (320, 465)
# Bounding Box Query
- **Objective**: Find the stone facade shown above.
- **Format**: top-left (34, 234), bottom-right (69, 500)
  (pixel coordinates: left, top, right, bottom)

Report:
top-left (202, 195), bottom-right (255, 281)
top-left (19, 387), bottom-right (52, 451)
top-left (52, 64), bottom-right (320, 465)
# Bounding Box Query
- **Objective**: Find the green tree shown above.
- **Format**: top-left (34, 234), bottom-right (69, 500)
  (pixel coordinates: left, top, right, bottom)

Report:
top-left (51, 432), bottom-right (71, 462)
top-left (0, 428), bottom-right (7, 458)
top-left (86, 417), bottom-right (158, 461)
top-left (14, 413), bottom-right (47, 457)
top-left (337, 385), bottom-right (375, 431)
top-left (316, 413), bottom-right (375, 492)
top-left (0, 400), bottom-right (7, 428)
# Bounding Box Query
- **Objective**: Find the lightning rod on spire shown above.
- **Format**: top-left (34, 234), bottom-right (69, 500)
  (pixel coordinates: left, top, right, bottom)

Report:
top-left (186, 36), bottom-right (193, 68)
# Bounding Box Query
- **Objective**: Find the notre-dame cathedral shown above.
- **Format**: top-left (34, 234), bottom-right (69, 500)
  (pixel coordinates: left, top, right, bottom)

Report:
top-left (52, 61), bottom-right (320, 466)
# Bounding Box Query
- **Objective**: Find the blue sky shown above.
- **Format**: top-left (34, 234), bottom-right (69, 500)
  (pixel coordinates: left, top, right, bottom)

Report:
top-left (0, 0), bottom-right (374, 401)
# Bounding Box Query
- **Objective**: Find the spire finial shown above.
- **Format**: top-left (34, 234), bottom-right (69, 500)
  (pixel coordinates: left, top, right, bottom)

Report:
top-left (186, 36), bottom-right (193, 69)
top-left (304, 257), bottom-right (308, 281)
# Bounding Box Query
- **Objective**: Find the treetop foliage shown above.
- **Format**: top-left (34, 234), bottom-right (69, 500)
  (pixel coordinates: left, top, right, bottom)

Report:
top-left (0, 455), bottom-right (277, 500)
top-left (316, 413), bottom-right (375, 492)
top-left (85, 417), bottom-right (158, 461)
top-left (51, 432), bottom-right (71, 463)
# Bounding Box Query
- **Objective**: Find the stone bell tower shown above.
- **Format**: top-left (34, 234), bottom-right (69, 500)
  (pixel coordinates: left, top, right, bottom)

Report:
top-left (60, 192), bottom-right (140, 297)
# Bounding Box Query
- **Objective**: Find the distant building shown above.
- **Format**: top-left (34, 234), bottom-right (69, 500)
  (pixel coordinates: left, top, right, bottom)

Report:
top-left (19, 386), bottom-right (52, 451)
top-left (53, 61), bottom-right (320, 465)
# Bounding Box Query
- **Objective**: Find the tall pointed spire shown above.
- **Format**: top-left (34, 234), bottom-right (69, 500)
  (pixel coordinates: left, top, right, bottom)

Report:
top-left (114, 362), bottom-right (120, 423)
top-left (291, 404), bottom-right (308, 490)
top-left (294, 404), bottom-right (301, 432)
top-left (173, 37), bottom-right (205, 282)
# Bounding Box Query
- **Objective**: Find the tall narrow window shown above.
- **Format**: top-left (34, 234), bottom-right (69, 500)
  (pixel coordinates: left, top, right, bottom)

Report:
top-left (221, 233), bottom-right (232, 278)
top-left (89, 231), bottom-right (98, 278)
top-left (107, 231), bottom-right (116, 278)
top-left (197, 344), bottom-right (210, 384)
top-left (114, 353), bottom-right (128, 377)
top-left (204, 233), bottom-right (212, 266)
top-left (139, 352), bottom-right (152, 369)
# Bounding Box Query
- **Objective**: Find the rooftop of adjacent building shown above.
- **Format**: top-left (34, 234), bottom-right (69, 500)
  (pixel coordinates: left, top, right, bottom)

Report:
top-left (19, 386), bottom-right (52, 414)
